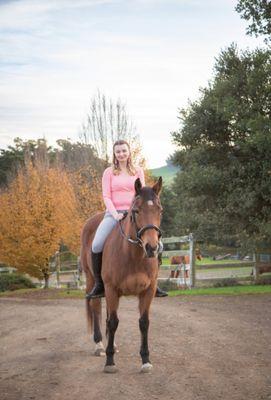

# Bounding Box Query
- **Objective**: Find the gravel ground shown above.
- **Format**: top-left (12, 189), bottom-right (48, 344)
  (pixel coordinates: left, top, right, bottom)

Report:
top-left (1, 294), bottom-right (271, 400)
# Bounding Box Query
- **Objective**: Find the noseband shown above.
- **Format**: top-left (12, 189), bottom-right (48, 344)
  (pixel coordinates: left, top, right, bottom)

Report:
top-left (118, 209), bottom-right (162, 248)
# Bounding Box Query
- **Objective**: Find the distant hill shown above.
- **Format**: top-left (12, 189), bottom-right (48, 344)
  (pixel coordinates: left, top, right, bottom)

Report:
top-left (149, 164), bottom-right (180, 186)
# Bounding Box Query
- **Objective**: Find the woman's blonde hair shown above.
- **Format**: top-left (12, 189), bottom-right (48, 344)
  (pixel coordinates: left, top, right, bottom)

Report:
top-left (112, 140), bottom-right (136, 175)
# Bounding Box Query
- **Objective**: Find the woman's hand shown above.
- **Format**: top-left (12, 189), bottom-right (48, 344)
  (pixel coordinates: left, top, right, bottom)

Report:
top-left (115, 213), bottom-right (125, 221)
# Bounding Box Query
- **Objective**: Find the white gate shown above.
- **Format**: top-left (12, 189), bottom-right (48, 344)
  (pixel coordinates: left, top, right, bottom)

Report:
top-left (160, 234), bottom-right (195, 288)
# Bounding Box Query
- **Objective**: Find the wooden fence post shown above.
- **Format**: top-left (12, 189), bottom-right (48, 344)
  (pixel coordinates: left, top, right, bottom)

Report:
top-left (253, 253), bottom-right (259, 283)
top-left (189, 233), bottom-right (195, 288)
top-left (56, 251), bottom-right (61, 288)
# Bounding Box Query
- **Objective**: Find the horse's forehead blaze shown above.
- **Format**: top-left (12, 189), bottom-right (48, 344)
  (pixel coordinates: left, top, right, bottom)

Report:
top-left (135, 188), bottom-right (161, 209)
top-left (140, 187), bottom-right (155, 202)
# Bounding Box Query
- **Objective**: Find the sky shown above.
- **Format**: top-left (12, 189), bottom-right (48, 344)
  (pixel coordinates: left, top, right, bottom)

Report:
top-left (0, 0), bottom-right (264, 168)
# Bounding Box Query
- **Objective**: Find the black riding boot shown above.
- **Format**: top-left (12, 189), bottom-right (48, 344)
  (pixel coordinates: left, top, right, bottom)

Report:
top-left (155, 286), bottom-right (168, 297)
top-left (86, 251), bottom-right (105, 300)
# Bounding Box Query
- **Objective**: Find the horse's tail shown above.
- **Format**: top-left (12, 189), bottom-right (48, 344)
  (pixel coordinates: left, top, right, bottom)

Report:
top-left (84, 266), bottom-right (95, 334)
top-left (80, 243), bottom-right (95, 334)
top-left (86, 298), bottom-right (93, 334)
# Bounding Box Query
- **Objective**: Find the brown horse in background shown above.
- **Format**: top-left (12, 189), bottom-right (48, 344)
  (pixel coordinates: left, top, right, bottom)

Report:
top-left (80, 177), bottom-right (163, 373)
top-left (170, 249), bottom-right (202, 278)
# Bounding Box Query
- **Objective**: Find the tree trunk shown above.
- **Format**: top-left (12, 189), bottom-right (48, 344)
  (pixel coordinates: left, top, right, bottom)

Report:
top-left (44, 272), bottom-right (49, 289)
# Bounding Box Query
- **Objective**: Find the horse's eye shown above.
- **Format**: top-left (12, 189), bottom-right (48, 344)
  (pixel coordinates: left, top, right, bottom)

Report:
top-left (133, 209), bottom-right (139, 214)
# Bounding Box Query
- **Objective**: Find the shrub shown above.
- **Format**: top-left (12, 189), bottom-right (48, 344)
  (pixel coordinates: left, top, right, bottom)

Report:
top-left (0, 273), bottom-right (35, 292)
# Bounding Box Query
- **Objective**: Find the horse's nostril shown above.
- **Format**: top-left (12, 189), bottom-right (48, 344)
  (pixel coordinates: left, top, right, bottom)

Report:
top-left (145, 243), bottom-right (158, 257)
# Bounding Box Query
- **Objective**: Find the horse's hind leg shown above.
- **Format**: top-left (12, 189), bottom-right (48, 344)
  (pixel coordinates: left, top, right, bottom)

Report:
top-left (85, 269), bottom-right (105, 356)
top-left (93, 298), bottom-right (105, 356)
top-left (104, 287), bottom-right (119, 373)
top-left (138, 285), bottom-right (156, 373)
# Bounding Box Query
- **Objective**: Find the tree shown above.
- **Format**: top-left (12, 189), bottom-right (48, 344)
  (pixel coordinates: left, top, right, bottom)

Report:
top-left (0, 138), bottom-right (105, 187)
top-left (0, 138), bottom-right (107, 223)
top-left (80, 90), bottom-right (146, 167)
top-left (55, 139), bottom-right (105, 173)
top-left (68, 166), bottom-right (104, 222)
top-left (54, 139), bottom-right (106, 221)
top-left (236, 0), bottom-right (271, 44)
top-left (159, 186), bottom-right (179, 237)
top-left (171, 45), bottom-right (271, 249)
top-left (0, 137), bottom-right (55, 187)
top-left (0, 161), bottom-right (81, 287)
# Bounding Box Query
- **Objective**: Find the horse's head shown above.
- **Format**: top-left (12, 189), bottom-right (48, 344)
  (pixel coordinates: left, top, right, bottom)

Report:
top-left (130, 176), bottom-right (163, 258)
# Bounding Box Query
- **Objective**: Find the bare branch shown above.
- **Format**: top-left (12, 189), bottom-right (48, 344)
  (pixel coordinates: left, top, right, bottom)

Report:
top-left (80, 90), bottom-right (141, 163)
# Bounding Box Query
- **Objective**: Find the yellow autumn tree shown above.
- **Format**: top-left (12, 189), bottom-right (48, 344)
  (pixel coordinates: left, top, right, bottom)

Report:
top-left (68, 166), bottom-right (104, 223)
top-left (0, 162), bottom-right (81, 287)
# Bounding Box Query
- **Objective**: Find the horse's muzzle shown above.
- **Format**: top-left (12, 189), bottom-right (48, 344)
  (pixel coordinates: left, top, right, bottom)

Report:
top-left (145, 243), bottom-right (159, 258)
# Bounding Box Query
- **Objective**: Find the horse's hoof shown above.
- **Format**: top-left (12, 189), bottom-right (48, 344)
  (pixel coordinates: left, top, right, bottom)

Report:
top-left (94, 348), bottom-right (106, 357)
top-left (104, 365), bottom-right (118, 374)
top-left (141, 363), bottom-right (153, 373)
top-left (94, 342), bottom-right (105, 357)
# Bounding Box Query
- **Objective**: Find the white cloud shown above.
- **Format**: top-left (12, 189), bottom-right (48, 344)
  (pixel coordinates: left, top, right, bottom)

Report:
top-left (0, 0), bottom-right (115, 29)
top-left (0, 0), bottom-right (265, 167)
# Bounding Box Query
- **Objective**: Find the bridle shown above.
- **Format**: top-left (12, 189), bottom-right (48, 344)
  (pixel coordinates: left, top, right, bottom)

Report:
top-left (118, 199), bottom-right (162, 248)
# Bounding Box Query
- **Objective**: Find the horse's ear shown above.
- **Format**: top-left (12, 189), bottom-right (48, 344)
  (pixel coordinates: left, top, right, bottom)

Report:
top-left (152, 176), bottom-right (162, 196)
top-left (135, 177), bottom-right (142, 195)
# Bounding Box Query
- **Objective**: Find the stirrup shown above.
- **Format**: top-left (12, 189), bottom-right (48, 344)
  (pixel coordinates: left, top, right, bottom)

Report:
top-left (86, 283), bottom-right (105, 300)
top-left (155, 287), bottom-right (168, 298)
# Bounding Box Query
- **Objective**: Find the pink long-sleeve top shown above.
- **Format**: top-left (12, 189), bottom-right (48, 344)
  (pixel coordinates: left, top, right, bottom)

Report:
top-left (102, 166), bottom-right (145, 219)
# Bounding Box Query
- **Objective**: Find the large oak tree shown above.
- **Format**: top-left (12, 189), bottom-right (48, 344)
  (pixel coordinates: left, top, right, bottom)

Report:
top-left (171, 44), bottom-right (271, 250)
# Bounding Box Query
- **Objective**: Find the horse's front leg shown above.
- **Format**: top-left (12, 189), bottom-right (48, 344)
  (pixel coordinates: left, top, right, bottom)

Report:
top-left (104, 286), bottom-right (119, 373)
top-left (138, 284), bottom-right (156, 373)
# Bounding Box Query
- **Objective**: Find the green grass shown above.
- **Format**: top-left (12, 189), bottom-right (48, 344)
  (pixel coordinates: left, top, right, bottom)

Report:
top-left (169, 285), bottom-right (271, 296)
top-left (1, 285), bottom-right (271, 299)
top-left (196, 257), bottom-right (249, 265)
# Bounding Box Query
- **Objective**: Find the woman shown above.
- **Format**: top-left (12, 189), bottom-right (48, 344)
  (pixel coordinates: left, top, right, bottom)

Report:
top-left (86, 139), bottom-right (167, 299)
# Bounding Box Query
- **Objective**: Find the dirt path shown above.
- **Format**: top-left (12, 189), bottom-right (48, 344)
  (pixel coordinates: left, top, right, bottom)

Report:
top-left (1, 294), bottom-right (271, 400)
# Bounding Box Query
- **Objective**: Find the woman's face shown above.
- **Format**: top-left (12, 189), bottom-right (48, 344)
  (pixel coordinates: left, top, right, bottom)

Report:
top-left (114, 143), bottom-right (130, 163)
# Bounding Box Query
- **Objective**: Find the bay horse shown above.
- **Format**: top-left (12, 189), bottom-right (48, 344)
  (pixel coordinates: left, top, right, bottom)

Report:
top-left (80, 177), bottom-right (163, 373)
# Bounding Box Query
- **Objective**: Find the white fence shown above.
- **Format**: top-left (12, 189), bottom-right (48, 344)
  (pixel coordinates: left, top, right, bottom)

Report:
top-left (48, 239), bottom-right (270, 289)
top-left (159, 237), bottom-right (270, 288)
